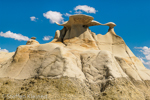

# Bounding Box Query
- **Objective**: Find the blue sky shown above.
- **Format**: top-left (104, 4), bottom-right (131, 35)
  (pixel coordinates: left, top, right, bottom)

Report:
top-left (0, 0), bottom-right (150, 68)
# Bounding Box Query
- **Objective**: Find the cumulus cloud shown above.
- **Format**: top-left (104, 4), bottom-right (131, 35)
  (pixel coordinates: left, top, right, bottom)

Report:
top-left (30, 16), bottom-right (38, 21)
top-left (74, 5), bottom-right (97, 14)
top-left (135, 46), bottom-right (150, 67)
top-left (138, 57), bottom-right (145, 63)
top-left (64, 13), bottom-right (72, 17)
top-left (75, 10), bottom-right (83, 14)
top-left (43, 11), bottom-right (64, 24)
top-left (0, 48), bottom-right (9, 52)
top-left (0, 31), bottom-right (29, 41)
top-left (43, 36), bottom-right (53, 41)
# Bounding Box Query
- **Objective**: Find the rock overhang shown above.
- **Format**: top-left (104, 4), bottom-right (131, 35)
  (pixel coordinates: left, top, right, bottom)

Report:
top-left (56, 14), bottom-right (117, 32)
top-left (102, 22), bottom-right (116, 28)
top-left (56, 14), bottom-right (102, 27)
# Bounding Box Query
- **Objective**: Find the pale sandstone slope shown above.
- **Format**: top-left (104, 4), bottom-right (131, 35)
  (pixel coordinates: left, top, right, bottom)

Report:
top-left (0, 52), bottom-right (14, 65)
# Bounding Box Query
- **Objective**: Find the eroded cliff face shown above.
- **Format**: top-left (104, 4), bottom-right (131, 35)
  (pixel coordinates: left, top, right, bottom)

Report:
top-left (0, 14), bottom-right (150, 100)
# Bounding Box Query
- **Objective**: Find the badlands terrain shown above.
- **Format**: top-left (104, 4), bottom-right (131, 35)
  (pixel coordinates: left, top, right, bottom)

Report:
top-left (0, 14), bottom-right (150, 100)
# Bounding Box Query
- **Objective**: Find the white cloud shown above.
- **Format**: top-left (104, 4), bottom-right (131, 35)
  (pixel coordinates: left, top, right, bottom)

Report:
top-left (75, 10), bottom-right (83, 14)
top-left (43, 11), bottom-right (64, 24)
top-left (0, 48), bottom-right (9, 52)
top-left (0, 31), bottom-right (29, 41)
top-left (64, 13), bottom-right (72, 17)
top-left (43, 36), bottom-right (53, 41)
top-left (74, 5), bottom-right (97, 14)
top-left (30, 16), bottom-right (38, 21)
top-left (139, 56), bottom-right (150, 67)
top-left (138, 57), bottom-right (145, 63)
top-left (135, 46), bottom-right (150, 67)
top-left (69, 11), bottom-right (72, 13)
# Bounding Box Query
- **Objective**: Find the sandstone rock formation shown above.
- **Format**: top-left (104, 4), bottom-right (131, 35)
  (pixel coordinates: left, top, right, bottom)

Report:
top-left (0, 52), bottom-right (14, 64)
top-left (0, 14), bottom-right (150, 100)
top-left (26, 37), bottom-right (39, 45)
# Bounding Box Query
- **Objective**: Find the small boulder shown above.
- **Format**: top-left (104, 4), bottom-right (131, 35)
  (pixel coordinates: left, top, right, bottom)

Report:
top-left (26, 37), bottom-right (39, 45)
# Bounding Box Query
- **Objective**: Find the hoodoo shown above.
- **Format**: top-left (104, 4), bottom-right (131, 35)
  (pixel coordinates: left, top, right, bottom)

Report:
top-left (0, 14), bottom-right (150, 100)
top-left (26, 37), bottom-right (39, 45)
top-left (103, 22), bottom-right (116, 34)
